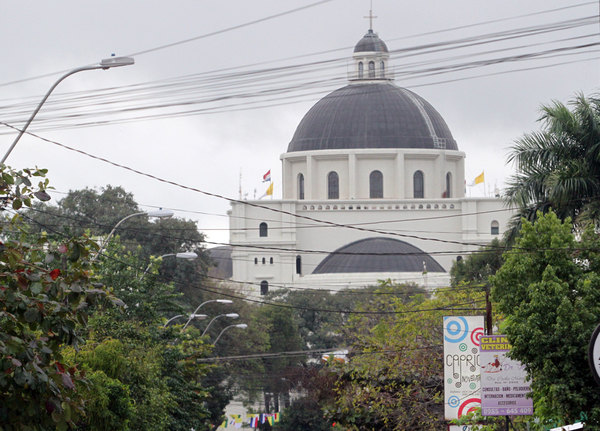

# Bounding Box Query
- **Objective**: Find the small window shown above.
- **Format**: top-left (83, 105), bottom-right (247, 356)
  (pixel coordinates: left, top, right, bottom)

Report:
top-left (270, 257), bottom-right (273, 264)
top-left (491, 220), bottom-right (500, 235)
top-left (358, 62), bottom-right (364, 79)
top-left (380, 61), bottom-right (385, 78)
top-left (254, 258), bottom-right (258, 265)
top-left (298, 173), bottom-right (305, 200)
top-left (368, 61), bottom-right (375, 78)
top-left (414, 171), bottom-right (424, 198)
top-left (259, 222), bottom-right (268, 237)
top-left (262, 257), bottom-right (266, 265)
top-left (328, 171), bottom-right (339, 199)
top-left (445, 172), bottom-right (452, 198)
top-left (296, 255), bottom-right (302, 275)
top-left (260, 281), bottom-right (269, 295)
top-left (369, 170), bottom-right (383, 198)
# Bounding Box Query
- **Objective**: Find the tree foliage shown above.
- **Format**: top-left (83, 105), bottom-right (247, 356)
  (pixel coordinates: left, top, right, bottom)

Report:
top-left (504, 93), bottom-right (600, 240)
top-left (450, 238), bottom-right (505, 289)
top-left (322, 282), bottom-right (485, 430)
top-left (492, 212), bottom-right (600, 429)
top-left (0, 167), bottom-right (118, 431)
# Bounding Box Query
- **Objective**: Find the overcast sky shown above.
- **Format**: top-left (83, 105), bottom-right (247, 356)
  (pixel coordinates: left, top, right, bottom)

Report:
top-left (1, 0), bottom-right (599, 246)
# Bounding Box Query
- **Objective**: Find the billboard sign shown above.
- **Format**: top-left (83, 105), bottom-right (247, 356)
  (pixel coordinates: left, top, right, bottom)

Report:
top-left (480, 335), bottom-right (533, 416)
top-left (444, 316), bottom-right (484, 420)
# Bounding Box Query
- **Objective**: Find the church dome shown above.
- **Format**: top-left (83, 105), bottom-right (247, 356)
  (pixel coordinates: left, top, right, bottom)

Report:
top-left (312, 237), bottom-right (446, 274)
top-left (354, 29), bottom-right (388, 53)
top-left (287, 83), bottom-right (458, 152)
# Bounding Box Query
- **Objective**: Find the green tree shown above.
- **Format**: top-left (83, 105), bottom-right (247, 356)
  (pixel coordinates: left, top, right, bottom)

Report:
top-left (492, 212), bottom-right (600, 429)
top-left (504, 93), bottom-right (600, 240)
top-left (0, 166), bottom-right (118, 431)
top-left (68, 244), bottom-right (213, 431)
top-left (450, 238), bottom-right (505, 289)
top-left (24, 185), bottom-right (212, 307)
top-left (323, 283), bottom-right (485, 430)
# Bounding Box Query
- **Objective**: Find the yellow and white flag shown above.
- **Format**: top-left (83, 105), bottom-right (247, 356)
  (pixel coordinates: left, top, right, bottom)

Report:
top-left (259, 182), bottom-right (274, 199)
top-left (467, 171), bottom-right (484, 187)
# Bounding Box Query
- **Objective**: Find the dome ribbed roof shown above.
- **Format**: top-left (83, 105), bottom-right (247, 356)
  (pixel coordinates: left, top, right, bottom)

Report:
top-left (354, 29), bottom-right (388, 53)
top-left (287, 83), bottom-right (458, 152)
top-left (312, 237), bottom-right (446, 274)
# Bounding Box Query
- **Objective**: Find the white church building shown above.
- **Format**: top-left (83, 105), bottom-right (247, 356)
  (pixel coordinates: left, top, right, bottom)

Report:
top-left (209, 28), bottom-right (512, 293)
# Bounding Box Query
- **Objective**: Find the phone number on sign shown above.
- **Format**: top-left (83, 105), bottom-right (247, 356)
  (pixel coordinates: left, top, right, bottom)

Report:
top-left (483, 408), bottom-right (532, 416)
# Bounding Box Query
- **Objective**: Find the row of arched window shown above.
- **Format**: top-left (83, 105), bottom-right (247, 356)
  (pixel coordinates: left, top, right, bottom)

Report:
top-left (358, 61), bottom-right (385, 79)
top-left (254, 257), bottom-right (274, 265)
top-left (297, 170), bottom-right (454, 200)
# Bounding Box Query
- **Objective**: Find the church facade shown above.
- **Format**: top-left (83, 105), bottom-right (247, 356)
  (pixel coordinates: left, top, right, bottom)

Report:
top-left (213, 29), bottom-right (512, 293)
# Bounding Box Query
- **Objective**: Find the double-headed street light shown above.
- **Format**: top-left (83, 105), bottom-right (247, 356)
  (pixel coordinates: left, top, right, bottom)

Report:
top-left (139, 252), bottom-right (198, 280)
top-left (164, 313), bottom-right (207, 327)
top-left (214, 324), bottom-right (248, 345)
top-left (201, 313), bottom-right (239, 336)
top-left (93, 209), bottom-right (174, 260)
top-left (182, 299), bottom-right (233, 330)
top-left (1, 56), bottom-right (134, 165)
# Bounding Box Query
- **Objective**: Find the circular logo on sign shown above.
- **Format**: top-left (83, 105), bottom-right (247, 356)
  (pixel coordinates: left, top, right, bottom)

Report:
top-left (458, 398), bottom-right (481, 418)
top-left (459, 343), bottom-right (467, 352)
top-left (444, 317), bottom-right (469, 343)
top-left (469, 382), bottom-right (476, 389)
top-left (448, 396), bottom-right (460, 408)
top-left (447, 378), bottom-right (452, 384)
top-left (471, 327), bottom-right (484, 347)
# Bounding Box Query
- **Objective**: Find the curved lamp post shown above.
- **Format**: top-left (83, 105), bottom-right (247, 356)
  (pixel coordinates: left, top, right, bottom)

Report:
top-left (1, 56), bottom-right (135, 165)
top-left (139, 252), bottom-right (197, 280)
top-left (201, 313), bottom-right (239, 336)
top-left (214, 323), bottom-right (248, 345)
top-left (182, 299), bottom-right (233, 330)
top-left (93, 209), bottom-right (174, 260)
top-left (163, 313), bottom-right (207, 327)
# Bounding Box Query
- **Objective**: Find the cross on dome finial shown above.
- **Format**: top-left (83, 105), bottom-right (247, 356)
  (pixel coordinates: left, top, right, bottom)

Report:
top-left (364, 0), bottom-right (377, 30)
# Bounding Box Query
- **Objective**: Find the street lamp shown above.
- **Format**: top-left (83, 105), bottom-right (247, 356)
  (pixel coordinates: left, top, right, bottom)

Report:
top-left (201, 313), bottom-right (239, 336)
top-left (139, 252), bottom-right (198, 280)
top-left (214, 324), bottom-right (248, 345)
top-left (93, 209), bottom-right (174, 260)
top-left (182, 299), bottom-right (233, 330)
top-left (1, 55), bottom-right (135, 165)
top-left (163, 313), bottom-right (207, 327)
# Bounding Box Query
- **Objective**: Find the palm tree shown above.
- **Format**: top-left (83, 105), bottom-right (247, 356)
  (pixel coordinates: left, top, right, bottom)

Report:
top-left (504, 93), bottom-right (600, 241)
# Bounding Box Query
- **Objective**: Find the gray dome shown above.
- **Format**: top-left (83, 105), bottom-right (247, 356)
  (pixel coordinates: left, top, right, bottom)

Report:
top-left (287, 83), bottom-right (458, 152)
top-left (354, 29), bottom-right (388, 53)
top-left (312, 237), bottom-right (446, 274)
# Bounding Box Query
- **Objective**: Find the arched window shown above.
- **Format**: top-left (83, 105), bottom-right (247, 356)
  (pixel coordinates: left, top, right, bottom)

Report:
top-left (262, 257), bottom-right (266, 265)
top-left (296, 255), bottom-right (302, 275)
top-left (491, 220), bottom-right (500, 235)
top-left (380, 61), bottom-right (385, 78)
top-left (254, 258), bottom-right (258, 265)
top-left (259, 222), bottom-right (268, 237)
top-left (370, 170), bottom-right (383, 198)
top-left (368, 61), bottom-right (375, 78)
top-left (260, 281), bottom-right (269, 295)
top-left (328, 171), bottom-right (339, 199)
top-left (414, 171), bottom-right (424, 198)
top-left (298, 173), bottom-right (305, 200)
top-left (445, 172), bottom-right (452, 198)
top-left (269, 257), bottom-right (273, 264)
top-left (358, 62), bottom-right (364, 79)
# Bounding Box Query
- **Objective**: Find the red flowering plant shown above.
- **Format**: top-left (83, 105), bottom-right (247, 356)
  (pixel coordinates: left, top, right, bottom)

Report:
top-left (0, 166), bottom-right (122, 431)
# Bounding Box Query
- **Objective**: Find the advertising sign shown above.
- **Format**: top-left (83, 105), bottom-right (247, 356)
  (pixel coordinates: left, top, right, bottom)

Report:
top-left (448, 426), bottom-right (473, 431)
top-left (480, 335), bottom-right (533, 416)
top-left (444, 316), bottom-right (484, 420)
